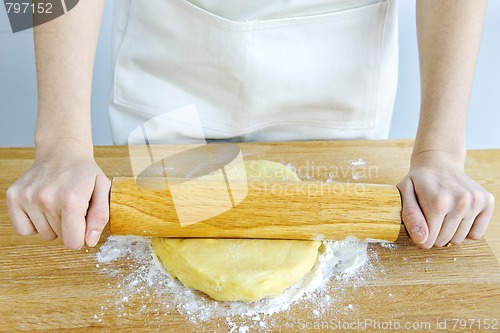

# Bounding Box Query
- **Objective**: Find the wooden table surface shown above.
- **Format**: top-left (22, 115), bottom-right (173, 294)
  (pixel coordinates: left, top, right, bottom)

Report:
top-left (1, 140), bottom-right (499, 332)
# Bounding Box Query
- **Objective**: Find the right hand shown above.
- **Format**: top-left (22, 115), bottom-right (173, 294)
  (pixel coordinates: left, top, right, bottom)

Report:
top-left (6, 141), bottom-right (111, 250)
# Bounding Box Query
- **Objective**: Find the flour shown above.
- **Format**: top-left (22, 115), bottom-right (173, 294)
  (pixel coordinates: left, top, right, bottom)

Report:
top-left (93, 159), bottom-right (385, 331)
top-left (349, 158), bottom-right (367, 166)
top-left (93, 235), bottom-right (382, 332)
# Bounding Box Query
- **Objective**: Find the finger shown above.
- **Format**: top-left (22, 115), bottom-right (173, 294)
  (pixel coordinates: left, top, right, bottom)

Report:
top-left (434, 214), bottom-right (462, 247)
top-left (85, 174), bottom-right (111, 247)
top-left (25, 208), bottom-right (58, 241)
top-left (61, 194), bottom-right (88, 250)
top-left (6, 193), bottom-right (37, 236)
top-left (420, 213), bottom-right (446, 249)
top-left (468, 193), bottom-right (495, 240)
top-left (417, 192), bottom-right (451, 249)
top-left (397, 178), bottom-right (429, 245)
top-left (449, 216), bottom-right (475, 245)
top-left (44, 211), bottom-right (63, 238)
top-left (11, 212), bottom-right (37, 236)
top-left (34, 187), bottom-right (63, 238)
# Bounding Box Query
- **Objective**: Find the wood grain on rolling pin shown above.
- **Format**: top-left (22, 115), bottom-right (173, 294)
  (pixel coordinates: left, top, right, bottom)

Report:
top-left (110, 177), bottom-right (402, 241)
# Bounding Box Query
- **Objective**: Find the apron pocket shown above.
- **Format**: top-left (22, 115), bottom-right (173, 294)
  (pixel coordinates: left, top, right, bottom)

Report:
top-left (113, 0), bottom-right (391, 137)
top-left (245, 1), bottom-right (390, 130)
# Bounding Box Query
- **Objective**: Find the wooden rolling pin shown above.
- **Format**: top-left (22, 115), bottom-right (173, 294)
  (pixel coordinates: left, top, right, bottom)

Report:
top-left (110, 177), bottom-right (402, 242)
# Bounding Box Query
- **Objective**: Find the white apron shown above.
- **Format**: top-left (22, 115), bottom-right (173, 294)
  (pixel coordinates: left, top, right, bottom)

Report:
top-left (109, 0), bottom-right (398, 145)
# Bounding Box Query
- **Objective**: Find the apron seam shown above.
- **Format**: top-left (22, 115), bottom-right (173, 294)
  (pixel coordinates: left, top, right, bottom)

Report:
top-left (251, 4), bottom-right (387, 30)
top-left (248, 23), bottom-right (258, 130)
top-left (241, 21), bottom-right (254, 131)
top-left (359, 1), bottom-right (389, 129)
top-left (113, 0), bottom-right (138, 107)
top-left (177, 0), bottom-right (388, 30)
top-left (372, 1), bottom-right (392, 129)
top-left (110, 100), bottom-right (374, 131)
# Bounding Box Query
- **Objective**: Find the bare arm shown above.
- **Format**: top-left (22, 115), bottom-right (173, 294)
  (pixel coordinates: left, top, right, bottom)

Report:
top-left (34, 0), bottom-right (104, 152)
top-left (7, 0), bottom-right (109, 250)
top-left (413, 0), bottom-right (486, 162)
top-left (398, 0), bottom-right (495, 248)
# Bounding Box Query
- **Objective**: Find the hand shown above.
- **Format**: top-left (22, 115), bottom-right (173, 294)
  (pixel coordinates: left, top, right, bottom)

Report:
top-left (397, 151), bottom-right (495, 249)
top-left (6, 141), bottom-right (111, 250)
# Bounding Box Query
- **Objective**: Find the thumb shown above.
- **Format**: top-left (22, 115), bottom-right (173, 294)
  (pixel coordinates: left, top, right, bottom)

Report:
top-left (85, 173), bottom-right (111, 247)
top-left (396, 177), bottom-right (429, 245)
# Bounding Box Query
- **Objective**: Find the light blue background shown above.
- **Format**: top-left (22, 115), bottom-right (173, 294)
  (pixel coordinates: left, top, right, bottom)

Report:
top-left (1, 0), bottom-right (499, 148)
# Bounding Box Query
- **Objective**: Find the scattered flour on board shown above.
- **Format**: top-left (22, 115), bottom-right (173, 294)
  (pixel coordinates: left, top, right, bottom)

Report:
top-left (91, 160), bottom-right (392, 332)
top-left (287, 158), bottom-right (369, 182)
top-left (350, 158), bottom-right (367, 180)
top-left (349, 158), bottom-right (367, 166)
top-left (92, 235), bottom-right (391, 332)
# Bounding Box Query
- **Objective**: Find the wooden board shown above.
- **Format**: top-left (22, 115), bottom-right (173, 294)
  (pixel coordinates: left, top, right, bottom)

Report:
top-left (1, 140), bottom-right (500, 332)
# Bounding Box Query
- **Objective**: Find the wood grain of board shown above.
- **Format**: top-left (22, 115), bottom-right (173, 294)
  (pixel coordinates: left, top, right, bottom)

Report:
top-left (1, 140), bottom-right (499, 333)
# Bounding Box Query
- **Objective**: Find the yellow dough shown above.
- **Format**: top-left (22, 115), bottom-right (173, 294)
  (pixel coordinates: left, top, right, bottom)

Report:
top-left (152, 160), bottom-right (321, 302)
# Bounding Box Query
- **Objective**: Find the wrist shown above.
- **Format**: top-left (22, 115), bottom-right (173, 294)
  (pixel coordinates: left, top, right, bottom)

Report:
top-left (410, 149), bottom-right (466, 172)
top-left (34, 135), bottom-right (94, 160)
top-left (34, 105), bottom-right (93, 154)
top-left (412, 130), bottom-right (466, 169)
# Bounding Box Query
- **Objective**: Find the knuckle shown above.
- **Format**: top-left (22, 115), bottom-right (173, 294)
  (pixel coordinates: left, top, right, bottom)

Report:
top-left (6, 185), bottom-right (17, 200)
top-left (88, 210), bottom-right (109, 224)
top-left (60, 190), bottom-right (80, 211)
top-left (401, 207), bottom-right (421, 224)
top-left (433, 196), bottom-right (450, 214)
top-left (470, 190), bottom-right (485, 208)
top-left (19, 186), bottom-right (36, 203)
top-left (5, 186), bottom-right (18, 208)
top-left (10, 185), bottom-right (28, 203)
top-left (454, 192), bottom-right (472, 212)
top-left (36, 189), bottom-right (55, 209)
top-left (487, 192), bottom-right (495, 206)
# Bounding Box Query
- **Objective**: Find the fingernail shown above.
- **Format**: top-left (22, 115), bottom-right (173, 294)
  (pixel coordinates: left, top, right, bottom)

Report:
top-left (86, 230), bottom-right (100, 247)
top-left (411, 227), bottom-right (427, 244)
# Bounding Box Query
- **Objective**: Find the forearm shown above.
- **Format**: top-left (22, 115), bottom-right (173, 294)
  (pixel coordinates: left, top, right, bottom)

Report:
top-left (414, 0), bottom-right (487, 166)
top-left (34, 0), bottom-right (104, 156)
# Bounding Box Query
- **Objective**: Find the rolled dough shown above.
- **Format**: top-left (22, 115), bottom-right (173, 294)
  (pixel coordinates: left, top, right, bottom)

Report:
top-left (152, 160), bottom-right (321, 302)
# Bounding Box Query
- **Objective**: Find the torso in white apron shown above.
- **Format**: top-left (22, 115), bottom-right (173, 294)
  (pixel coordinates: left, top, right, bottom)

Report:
top-left (109, 0), bottom-right (398, 145)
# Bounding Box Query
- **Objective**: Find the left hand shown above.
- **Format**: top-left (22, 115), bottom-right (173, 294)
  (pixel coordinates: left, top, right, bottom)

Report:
top-left (397, 151), bottom-right (495, 249)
